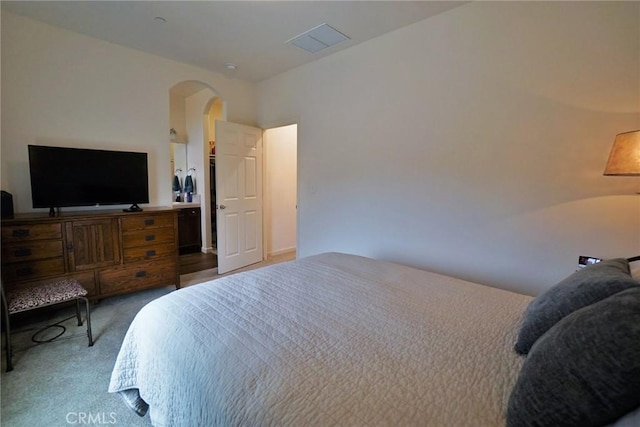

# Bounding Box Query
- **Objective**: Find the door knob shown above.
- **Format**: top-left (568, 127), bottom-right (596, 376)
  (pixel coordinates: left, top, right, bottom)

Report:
top-left (218, 205), bottom-right (226, 210)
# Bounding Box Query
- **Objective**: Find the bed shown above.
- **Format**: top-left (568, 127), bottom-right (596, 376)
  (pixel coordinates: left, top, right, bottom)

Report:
top-left (109, 252), bottom-right (640, 427)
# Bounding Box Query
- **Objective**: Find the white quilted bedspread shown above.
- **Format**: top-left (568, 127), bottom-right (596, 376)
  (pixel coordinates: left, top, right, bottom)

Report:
top-left (109, 252), bottom-right (532, 426)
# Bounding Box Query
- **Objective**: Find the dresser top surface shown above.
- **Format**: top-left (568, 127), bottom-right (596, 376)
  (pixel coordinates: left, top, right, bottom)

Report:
top-left (2, 207), bottom-right (175, 224)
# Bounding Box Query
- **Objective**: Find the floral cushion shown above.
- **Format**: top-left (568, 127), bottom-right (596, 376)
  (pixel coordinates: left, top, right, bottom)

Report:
top-left (5, 279), bottom-right (88, 313)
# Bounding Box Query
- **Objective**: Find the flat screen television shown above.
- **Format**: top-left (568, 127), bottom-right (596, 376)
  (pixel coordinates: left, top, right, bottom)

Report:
top-left (28, 145), bottom-right (149, 213)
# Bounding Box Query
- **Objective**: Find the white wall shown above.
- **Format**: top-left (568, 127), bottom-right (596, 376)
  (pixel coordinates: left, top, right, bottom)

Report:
top-left (185, 88), bottom-right (217, 251)
top-left (257, 2), bottom-right (640, 296)
top-left (264, 125), bottom-right (297, 256)
top-left (1, 11), bottom-right (256, 213)
top-left (169, 94), bottom-right (187, 143)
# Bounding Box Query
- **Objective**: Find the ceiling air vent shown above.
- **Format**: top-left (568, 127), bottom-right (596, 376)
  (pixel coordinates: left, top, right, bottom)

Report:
top-left (287, 23), bottom-right (350, 54)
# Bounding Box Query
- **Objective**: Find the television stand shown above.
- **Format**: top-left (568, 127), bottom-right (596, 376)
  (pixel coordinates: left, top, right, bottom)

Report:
top-left (48, 207), bottom-right (60, 217)
top-left (123, 204), bottom-right (143, 212)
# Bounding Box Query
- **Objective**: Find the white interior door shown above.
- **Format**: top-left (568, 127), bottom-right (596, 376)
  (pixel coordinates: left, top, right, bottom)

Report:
top-left (215, 120), bottom-right (263, 274)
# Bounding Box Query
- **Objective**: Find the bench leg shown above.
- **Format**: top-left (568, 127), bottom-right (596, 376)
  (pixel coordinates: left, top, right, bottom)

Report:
top-left (4, 322), bottom-right (12, 372)
top-left (2, 289), bottom-right (13, 372)
top-left (80, 297), bottom-right (93, 347)
top-left (75, 298), bottom-right (83, 326)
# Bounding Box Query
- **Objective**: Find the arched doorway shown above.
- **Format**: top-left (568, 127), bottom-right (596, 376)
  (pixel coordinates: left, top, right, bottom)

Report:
top-left (169, 81), bottom-right (224, 273)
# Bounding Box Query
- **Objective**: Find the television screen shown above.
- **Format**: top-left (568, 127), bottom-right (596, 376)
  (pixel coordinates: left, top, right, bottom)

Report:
top-left (28, 145), bottom-right (149, 209)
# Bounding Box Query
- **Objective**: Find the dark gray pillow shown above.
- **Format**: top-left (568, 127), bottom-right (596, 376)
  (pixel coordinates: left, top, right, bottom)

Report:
top-left (507, 287), bottom-right (640, 427)
top-left (514, 258), bottom-right (638, 354)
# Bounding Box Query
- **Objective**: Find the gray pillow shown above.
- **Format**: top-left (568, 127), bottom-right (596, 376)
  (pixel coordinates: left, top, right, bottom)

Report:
top-left (507, 287), bottom-right (640, 427)
top-left (514, 258), bottom-right (638, 354)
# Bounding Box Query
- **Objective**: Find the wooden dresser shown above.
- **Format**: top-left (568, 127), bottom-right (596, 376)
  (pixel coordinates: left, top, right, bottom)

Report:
top-left (1, 208), bottom-right (180, 300)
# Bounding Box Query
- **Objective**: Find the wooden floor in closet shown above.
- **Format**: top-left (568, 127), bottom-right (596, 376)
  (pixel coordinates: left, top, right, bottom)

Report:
top-left (179, 252), bottom-right (218, 275)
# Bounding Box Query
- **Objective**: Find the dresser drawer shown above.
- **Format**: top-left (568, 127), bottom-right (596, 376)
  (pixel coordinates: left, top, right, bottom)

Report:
top-left (2, 258), bottom-right (66, 283)
top-left (2, 223), bottom-right (62, 243)
top-left (123, 242), bottom-right (176, 263)
top-left (122, 226), bottom-right (175, 249)
top-left (99, 259), bottom-right (177, 295)
top-left (2, 240), bottom-right (64, 264)
top-left (121, 214), bottom-right (174, 232)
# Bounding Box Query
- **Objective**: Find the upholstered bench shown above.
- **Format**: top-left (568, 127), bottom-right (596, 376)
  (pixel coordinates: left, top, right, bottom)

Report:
top-left (2, 279), bottom-right (93, 372)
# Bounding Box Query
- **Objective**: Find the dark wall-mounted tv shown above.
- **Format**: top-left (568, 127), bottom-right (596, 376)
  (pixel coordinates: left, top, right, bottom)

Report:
top-left (28, 145), bottom-right (149, 213)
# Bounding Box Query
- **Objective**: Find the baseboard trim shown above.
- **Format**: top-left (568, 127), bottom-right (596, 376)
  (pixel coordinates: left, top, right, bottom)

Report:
top-left (268, 247), bottom-right (296, 258)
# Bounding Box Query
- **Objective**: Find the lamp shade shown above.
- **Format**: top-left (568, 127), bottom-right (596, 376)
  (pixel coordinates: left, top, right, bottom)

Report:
top-left (603, 130), bottom-right (640, 176)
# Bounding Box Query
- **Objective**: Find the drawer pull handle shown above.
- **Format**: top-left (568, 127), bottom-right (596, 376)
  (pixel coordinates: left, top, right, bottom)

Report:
top-left (145, 235), bottom-right (156, 241)
top-left (16, 267), bottom-right (34, 277)
top-left (135, 270), bottom-right (147, 278)
top-left (12, 229), bottom-right (30, 238)
top-left (144, 219), bottom-right (155, 226)
top-left (14, 248), bottom-right (32, 257)
top-left (146, 250), bottom-right (156, 257)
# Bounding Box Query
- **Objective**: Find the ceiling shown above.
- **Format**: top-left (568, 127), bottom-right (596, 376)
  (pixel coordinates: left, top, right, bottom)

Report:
top-left (1, 1), bottom-right (466, 83)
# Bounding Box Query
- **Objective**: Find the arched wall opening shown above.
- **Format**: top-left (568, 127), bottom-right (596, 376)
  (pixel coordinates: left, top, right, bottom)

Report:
top-left (169, 80), bottom-right (225, 262)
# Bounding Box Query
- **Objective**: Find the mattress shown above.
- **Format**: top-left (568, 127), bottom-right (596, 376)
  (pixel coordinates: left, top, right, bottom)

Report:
top-left (109, 252), bottom-right (532, 426)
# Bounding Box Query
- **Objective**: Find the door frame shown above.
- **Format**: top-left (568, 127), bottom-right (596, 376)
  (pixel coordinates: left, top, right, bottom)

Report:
top-left (262, 123), bottom-right (298, 261)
